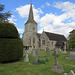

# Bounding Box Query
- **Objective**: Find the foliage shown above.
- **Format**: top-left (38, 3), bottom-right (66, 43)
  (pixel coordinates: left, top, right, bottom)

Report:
top-left (0, 38), bottom-right (23, 62)
top-left (68, 30), bottom-right (75, 48)
top-left (0, 4), bottom-right (11, 22)
top-left (0, 23), bottom-right (23, 62)
top-left (38, 58), bottom-right (49, 64)
top-left (0, 22), bottom-right (19, 38)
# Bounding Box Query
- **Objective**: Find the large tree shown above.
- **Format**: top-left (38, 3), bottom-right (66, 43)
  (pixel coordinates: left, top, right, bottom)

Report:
top-left (0, 4), bottom-right (11, 22)
top-left (68, 29), bottom-right (75, 49)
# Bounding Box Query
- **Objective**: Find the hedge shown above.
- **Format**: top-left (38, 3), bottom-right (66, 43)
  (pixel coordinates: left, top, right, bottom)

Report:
top-left (0, 23), bottom-right (19, 38)
top-left (0, 38), bottom-right (23, 62)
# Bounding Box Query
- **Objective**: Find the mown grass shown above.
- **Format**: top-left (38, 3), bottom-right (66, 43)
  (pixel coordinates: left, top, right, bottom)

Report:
top-left (0, 50), bottom-right (75, 75)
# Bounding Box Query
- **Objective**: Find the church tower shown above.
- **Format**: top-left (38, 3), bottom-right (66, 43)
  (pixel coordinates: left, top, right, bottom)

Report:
top-left (23, 2), bottom-right (37, 46)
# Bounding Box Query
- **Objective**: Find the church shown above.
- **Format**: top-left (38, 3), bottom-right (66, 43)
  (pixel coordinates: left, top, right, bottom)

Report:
top-left (23, 2), bottom-right (67, 51)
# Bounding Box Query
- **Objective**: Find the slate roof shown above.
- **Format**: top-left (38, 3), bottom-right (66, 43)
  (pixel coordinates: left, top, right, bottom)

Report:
top-left (36, 33), bottom-right (41, 38)
top-left (45, 31), bottom-right (67, 41)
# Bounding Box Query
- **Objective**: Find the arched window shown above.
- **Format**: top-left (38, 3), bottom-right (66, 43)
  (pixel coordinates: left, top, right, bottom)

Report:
top-left (42, 39), bottom-right (45, 45)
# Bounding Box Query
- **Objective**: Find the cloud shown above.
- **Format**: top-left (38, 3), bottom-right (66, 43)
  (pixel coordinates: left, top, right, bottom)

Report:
top-left (16, 2), bottom-right (75, 37)
top-left (16, 4), bottom-right (43, 22)
top-left (8, 15), bottom-right (17, 25)
top-left (17, 28), bottom-right (24, 33)
top-left (38, 1), bottom-right (75, 37)
top-left (54, 1), bottom-right (75, 20)
top-left (46, 2), bottom-right (50, 6)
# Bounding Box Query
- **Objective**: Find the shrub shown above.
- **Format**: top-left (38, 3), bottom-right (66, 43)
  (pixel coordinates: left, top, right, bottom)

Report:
top-left (0, 22), bottom-right (19, 38)
top-left (38, 58), bottom-right (49, 64)
top-left (0, 23), bottom-right (23, 62)
top-left (0, 38), bottom-right (23, 62)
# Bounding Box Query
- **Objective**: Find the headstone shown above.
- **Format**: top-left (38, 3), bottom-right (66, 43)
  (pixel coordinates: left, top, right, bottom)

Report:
top-left (66, 49), bottom-right (75, 61)
top-left (32, 50), bottom-right (39, 65)
top-left (46, 47), bottom-right (50, 55)
top-left (63, 50), bottom-right (67, 53)
top-left (24, 52), bottom-right (29, 62)
top-left (68, 70), bottom-right (75, 75)
top-left (51, 49), bottom-right (64, 73)
top-left (23, 46), bottom-right (31, 62)
top-left (64, 70), bottom-right (75, 75)
top-left (32, 49), bottom-right (36, 57)
top-left (64, 73), bottom-right (68, 75)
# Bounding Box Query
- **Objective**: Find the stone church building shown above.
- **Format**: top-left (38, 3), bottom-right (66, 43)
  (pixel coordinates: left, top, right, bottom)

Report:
top-left (23, 2), bottom-right (67, 50)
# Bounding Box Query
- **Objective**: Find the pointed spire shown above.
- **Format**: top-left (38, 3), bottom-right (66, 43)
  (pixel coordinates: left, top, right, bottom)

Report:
top-left (25, 2), bottom-right (37, 24)
top-left (28, 1), bottom-right (34, 20)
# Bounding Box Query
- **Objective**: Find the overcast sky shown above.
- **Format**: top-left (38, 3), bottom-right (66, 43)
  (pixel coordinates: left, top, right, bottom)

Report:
top-left (1, 0), bottom-right (75, 38)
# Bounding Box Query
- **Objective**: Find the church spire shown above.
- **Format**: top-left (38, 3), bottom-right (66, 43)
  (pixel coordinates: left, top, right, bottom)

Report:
top-left (28, 1), bottom-right (34, 20)
top-left (25, 2), bottom-right (37, 24)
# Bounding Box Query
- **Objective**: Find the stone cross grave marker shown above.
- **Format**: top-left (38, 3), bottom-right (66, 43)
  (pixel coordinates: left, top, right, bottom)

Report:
top-left (51, 49), bottom-right (64, 73)
top-left (53, 49), bottom-right (59, 65)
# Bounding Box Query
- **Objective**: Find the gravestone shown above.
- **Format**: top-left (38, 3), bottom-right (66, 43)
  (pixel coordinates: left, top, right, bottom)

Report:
top-left (68, 70), bottom-right (75, 75)
top-left (23, 46), bottom-right (31, 62)
top-left (46, 47), bottom-right (50, 55)
top-left (64, 70), bottom-right (75, 75)
top-left (66, 49), bottom-right (75, 61)
top-left (32, 50), bottom-right (39, 65)
top-left (24, 53), bottom-right (29, 62)
top-left (32, 49), bottom-right (36, 57)
top-left (51, 49), bottom-right (64, 73)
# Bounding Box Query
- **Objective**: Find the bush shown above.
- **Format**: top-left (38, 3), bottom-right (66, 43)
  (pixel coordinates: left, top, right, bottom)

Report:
top-left (0, 23), bottom-right (19, 38)
top-left (38, 58), bottom-right (49, 64)
top-left (0, 38), bottom-right (23, 62)
top-left (0, 23), bottom-right (23, 62)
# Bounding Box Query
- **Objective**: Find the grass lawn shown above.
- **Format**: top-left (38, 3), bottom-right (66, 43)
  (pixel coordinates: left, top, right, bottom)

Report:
top-left (0, 50), bottom-right (75, 75)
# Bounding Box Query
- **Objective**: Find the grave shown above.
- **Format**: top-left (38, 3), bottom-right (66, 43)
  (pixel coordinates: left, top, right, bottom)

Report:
top-left (64, 70), bottom-right (75, 75)
top-left (23, 46), bottom-right (32, 62)
top-left (66, 49), bottom-right (75, 61)
top-left (46, 46), bottom-right (50, 55)
top-left (51, 49), bottom-right (64, 73)
top-left (32, 49), bottom-right (36, 57)
top-left (32, 50), bottom-right (39, 65)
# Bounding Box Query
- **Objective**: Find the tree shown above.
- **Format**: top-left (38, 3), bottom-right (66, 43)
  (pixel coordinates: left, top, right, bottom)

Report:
top-left (68, 29), bottom-right (75, 49)
top-left (0, 4), bottom-right (11, 22)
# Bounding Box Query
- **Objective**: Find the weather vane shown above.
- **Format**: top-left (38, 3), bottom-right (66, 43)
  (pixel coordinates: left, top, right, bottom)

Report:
top-left (31, 0), bottom-right (32, 3)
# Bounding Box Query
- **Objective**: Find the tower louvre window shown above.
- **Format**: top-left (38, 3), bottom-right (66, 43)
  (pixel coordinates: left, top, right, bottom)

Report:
top-left (33, 28), bottom-right (35, 31)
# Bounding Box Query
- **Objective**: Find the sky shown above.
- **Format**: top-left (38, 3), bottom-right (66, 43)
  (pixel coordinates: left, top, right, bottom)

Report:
top-left (0, 0), bottom-right (75, 38)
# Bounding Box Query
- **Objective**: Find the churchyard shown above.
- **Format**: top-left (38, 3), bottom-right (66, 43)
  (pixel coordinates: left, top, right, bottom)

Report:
top-left (0, 50), bottom-right (75, 75)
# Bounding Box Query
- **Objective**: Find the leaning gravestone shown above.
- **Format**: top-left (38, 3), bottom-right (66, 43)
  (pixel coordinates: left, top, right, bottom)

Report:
top-left (68, 70), bottom-right (75, 75)
top-left (51, 49), bottom-right (64, 73)
top-left (64, 70), bottom-right (75, 75)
